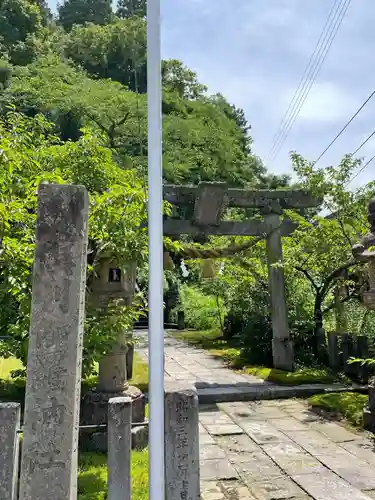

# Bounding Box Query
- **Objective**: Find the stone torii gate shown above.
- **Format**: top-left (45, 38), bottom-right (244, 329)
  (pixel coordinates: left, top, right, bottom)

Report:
top-left (163, 182), bottom-right (320, 371)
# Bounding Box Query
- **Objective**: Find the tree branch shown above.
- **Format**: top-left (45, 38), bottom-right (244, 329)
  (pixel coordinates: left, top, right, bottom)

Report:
top-left (322, 291), bottom-right (358, 315)
top-left (337, 217), bottom-right (353, 248)
top-left (85, 112), bottom-right (110, 136)
top-left (321, 260), bottom-right (365, 299)
top-left (294, 266), bottom-right (319, 292)
top-left (114, 112), bottom-right (130, 128)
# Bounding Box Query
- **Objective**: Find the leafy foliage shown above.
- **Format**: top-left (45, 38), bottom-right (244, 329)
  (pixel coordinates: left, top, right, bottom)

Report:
top-left (62, 18), bottom-right (147, 91)
top-left (117, 0), bottom-right (146, 19)
top-left (0, 111), bottom-right (148, 373)
top-left (162, 60), bottom-right (207, 99)
top-left (0, 0), bottom-right (44, 63)
top-left (178, 285), bottom-right (225, 331)
top-left (308, 392), bottom-right (367, 427)
top-left (2, 55), bottom-right (265, 186)
top-left (58, 0), bottom-right (113, 31)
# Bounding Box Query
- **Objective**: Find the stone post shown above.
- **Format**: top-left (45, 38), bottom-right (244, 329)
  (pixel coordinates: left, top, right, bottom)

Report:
top-left (342, 333), bottom-right (356, 376)
top-left (264, 212), bottom-right (294, 371)
top-left (108, 397), bottom-right (132, 500)
top-left (19, 184), bottom-right (89, 500)
top-left (177, 311), bottom-right (185, 331)
top-left (327, 333), bottom-right (339, 369)
top-left (164, 383), bottom-right (200, 500)
top-left (0, 402), bottom-right (21, 500)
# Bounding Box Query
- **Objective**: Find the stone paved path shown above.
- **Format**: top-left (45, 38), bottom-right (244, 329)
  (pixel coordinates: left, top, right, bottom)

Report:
top-left (198, 399), bottom-right (375, 500)
top-left (137, 331), bottom-right (375, 499)
top-left (136, 331), bottom-right (352, 403)
top-left (137, 332), bottom-right (268, 387)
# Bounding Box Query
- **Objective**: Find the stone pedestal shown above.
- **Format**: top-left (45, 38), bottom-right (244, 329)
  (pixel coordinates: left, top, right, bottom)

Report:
top-left (98, 338), bottom-right (129, 393)
top-left (80, 386), bottom-right (146, 452)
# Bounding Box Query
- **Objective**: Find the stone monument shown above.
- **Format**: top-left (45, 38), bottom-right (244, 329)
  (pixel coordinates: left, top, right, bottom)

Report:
top-left (81, 255), bottom-right (145, 451)
top-left (352, 197), bottom-right (375, 430)
top-left (19, 184), bottom-right (89, 500)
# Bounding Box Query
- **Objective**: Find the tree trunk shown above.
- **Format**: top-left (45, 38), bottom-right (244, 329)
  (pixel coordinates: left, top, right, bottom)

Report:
top-left (314, 291), bottom-right (327, 360)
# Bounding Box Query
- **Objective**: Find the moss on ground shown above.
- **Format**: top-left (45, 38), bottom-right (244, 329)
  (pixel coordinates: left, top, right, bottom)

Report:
top-left (174, 329), bottom-right (335, 385)
top-left (78, 450), bottom-right (148, 500)
top-left (243, 366), bottom-right (335, 385)
top-left (308, 392), bottom-right (368, 427)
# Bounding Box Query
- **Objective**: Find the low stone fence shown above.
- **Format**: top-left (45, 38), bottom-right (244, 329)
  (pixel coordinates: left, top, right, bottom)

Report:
top-left (0, 383), bottom-right (200, 500)
top-left (327, 332), bottom-right (371, 381)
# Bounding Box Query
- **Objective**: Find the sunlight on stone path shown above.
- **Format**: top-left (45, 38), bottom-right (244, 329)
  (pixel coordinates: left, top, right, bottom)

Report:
top-left (199, 400), bottom-right (375, 500)
top-left (136, 330), bottom-right (268, 386)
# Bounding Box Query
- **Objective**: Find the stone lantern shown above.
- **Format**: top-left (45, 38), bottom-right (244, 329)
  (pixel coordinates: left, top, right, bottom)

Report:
top-left (80, 255), bottom-right (145, 450)
top-left (91, 256), bottom-right (136, 390)
top-left (352, 198), bottom-right (375, 429)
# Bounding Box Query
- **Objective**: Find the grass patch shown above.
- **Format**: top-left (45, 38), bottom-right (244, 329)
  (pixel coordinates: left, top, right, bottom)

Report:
top-left (78, 450), bottom-right (148, 500)
top-left (0, 357), bottom-right (23, 378)
top-left (129, 352), bottom-right (148, 393)
top-left (0, 355), bottom-right (150, 499)
top-left (0, 352), bottom-right (149, 405)
top-left (174, 329), bottom-right (245, 366)
top-left (308, 392), bottom-right (368, 427)
top-left (174, 329), bottom-right (335, 385)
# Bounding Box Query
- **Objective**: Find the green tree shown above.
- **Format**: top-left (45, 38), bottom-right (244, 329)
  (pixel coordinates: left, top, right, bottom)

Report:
top-left (283, 153), bottom-right (373, 335)
top-left (0, 111), bottom-right (148, 372)
top-left (3, 55), bottom-right (266, 187)
top-left (0, 0), bottom-right (43, 52)
top-left (0, 59), bottom-right (12, 89)
top-left (162, 59), bottom-right (207, 99)
top-left (62, 18), bottom-right (147, 91)
top-left (116, 0), bottom-right (146, 18)
top-left (58, 0), bottom-right (113, 31)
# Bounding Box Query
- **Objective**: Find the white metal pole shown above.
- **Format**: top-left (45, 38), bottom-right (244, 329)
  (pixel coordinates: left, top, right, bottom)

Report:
top-left (147, 1), bottom-right (165, 500)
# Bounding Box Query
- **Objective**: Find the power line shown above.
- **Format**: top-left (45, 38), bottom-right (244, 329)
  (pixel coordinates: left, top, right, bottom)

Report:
top-left (314, 89), bottom-right (375, 164)
top-left (351, 128), bottom-right (375, 158)
top-left (269, 0), bottom-right (351, 163)
top-left (267, 0), bottom-right (342, 162)
top-left (346, 154), bottom-right (375, 187)
top-left (267, 0), bottom-right (352, 164)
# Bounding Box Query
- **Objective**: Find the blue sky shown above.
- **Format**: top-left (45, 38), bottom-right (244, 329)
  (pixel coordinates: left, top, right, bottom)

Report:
top-left (48, 0), bottom-right (375, 188)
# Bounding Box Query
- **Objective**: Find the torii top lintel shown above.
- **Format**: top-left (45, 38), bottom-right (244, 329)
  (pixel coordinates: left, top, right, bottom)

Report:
top-left (163, 182), bottom-right (321, 237)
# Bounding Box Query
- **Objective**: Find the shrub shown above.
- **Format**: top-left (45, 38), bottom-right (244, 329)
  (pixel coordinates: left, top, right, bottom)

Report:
top-left (178, 285), bottom-right (224, 331)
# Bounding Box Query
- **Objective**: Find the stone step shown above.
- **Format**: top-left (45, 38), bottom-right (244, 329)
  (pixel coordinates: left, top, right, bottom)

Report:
top-left (195, 383), bottom-right (364, 404)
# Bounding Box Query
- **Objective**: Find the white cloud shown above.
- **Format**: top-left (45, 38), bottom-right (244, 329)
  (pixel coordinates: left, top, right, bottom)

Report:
top-left (296, 82), bottom-right (355, 123)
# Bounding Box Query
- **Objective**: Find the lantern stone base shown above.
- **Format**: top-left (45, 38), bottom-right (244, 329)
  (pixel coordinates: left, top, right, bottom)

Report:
top-left (80, 385), bottom-right (146, 452)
